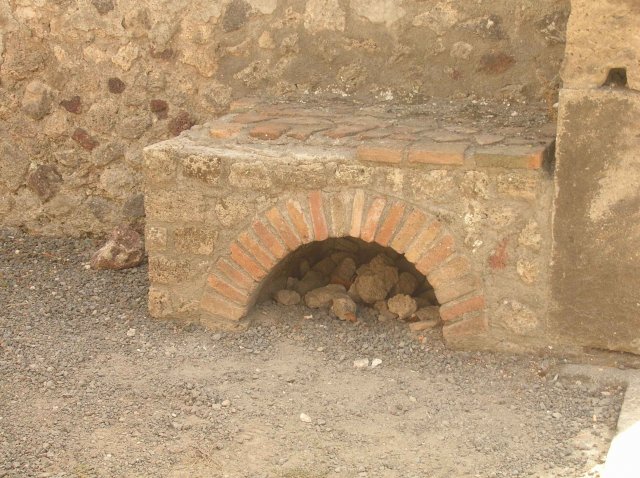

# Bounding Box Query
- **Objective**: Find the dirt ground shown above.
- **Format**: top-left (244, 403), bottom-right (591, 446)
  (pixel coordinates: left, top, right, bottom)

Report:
top-left (0, 228), bottom-right (625, 478)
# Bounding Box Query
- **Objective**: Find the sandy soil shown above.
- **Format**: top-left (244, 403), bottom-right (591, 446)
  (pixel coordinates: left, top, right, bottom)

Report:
top-left (0, 228), bottom-right (624, 478)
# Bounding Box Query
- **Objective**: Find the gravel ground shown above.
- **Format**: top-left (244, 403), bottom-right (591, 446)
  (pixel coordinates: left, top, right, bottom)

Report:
top-left (0, 228), bottom-right (625, 478)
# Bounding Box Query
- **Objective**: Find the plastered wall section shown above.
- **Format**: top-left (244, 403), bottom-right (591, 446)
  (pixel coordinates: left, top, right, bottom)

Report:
top-left (0, 0), bottom-right (568, 236)
top-left (550, 0), bottom-right (640, 355)
top-left (550, 89), bottom-right (640, 355)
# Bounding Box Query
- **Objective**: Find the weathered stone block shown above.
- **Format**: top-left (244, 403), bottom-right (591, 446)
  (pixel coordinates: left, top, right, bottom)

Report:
top-left (145, 189), bottom-right (210, 223)
top-left (72, 128), bottom-right (99, 151)
top-left (334, 164), bottom-right (374, 186)
top-left (229, 162), bottom-right (273, 190)
top-left (271, 163), bottom-right (327, 189)
top-left (144, 148), bottom-right (177, 184)
top-left (182, 155), bottom-right (222, 184)
top-left (146, 226), bottom-right (168, 252)
top-left (149, 255), bottom-right (208, 284)
top-left (550, 88), bottom-right (640, 354)
top-left (0, 141), bottom-right (29, 192)
top-left (562, 0), bottom-right (640, 90)
top-left (495, 300), bottom-right (539, 336)
top-left (174, 227), bottom-right (217, 255)
top-left (26, 165), bottom-right (62, 202)
top-left (21, 80), bottom-right (55, 120)
top-left (148, 286), bottom-right (173, 318)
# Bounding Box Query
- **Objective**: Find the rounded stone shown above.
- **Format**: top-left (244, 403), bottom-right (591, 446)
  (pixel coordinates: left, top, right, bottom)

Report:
top-left (387, 294), bottom-right (418, 321)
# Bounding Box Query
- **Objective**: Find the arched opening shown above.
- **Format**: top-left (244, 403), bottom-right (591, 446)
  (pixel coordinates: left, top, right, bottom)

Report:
top-left (255, 236), bottom-right (440, 328)
top-left (199, 190), bottom-right (488, 347)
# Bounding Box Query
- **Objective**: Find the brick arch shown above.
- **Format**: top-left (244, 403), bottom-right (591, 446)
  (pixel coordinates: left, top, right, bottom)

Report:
top-left (200, 189), bottom-right (488, 347)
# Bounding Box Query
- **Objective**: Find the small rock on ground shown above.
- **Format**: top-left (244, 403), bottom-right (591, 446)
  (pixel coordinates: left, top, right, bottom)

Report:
top-left (90, 224), bottom-right (144, 270)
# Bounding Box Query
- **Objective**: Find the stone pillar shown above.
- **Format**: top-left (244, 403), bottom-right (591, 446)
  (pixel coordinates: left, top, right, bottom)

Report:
top-left (550, 0), bottom-right (640, 354)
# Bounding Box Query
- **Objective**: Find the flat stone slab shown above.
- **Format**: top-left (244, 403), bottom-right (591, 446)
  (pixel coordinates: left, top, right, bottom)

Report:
top-left (186, 99), bottom-right (556, 171)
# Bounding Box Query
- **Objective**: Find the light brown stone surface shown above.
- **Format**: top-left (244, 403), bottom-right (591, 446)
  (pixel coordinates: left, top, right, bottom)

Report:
top-left (387, 294), bottom-right (418, 321)
top-left (562, 0), bottom-right (640, 90)
top-left (331, 296), bottom-right (357, 322)
top-left (304, 284), bottom-right (347, 309)
top-left (550, 88), bottom-right (640, 355)
top-left (274, 289), bottom-right (301, 306)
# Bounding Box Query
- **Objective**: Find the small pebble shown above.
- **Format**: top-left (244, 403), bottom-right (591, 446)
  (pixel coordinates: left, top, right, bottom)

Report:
top-left (300, 413), bottom-right (312, 423)
top-left (353, 358), bottom-right (369, 369)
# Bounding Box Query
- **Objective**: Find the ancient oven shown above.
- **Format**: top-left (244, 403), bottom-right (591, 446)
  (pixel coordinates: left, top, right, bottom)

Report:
top-left (143, 100), bottom-right (555, 350)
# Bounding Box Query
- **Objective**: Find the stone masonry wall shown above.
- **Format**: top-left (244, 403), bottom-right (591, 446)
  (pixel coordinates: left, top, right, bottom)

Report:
top-left (0, 0), bottom-right (568, 236)
top-left (144, 101), bottom-right (556, 351)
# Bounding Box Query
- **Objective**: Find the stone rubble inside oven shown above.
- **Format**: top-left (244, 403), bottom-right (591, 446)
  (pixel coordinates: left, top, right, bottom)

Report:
top-left (272, 242), bottom-right (441, 332)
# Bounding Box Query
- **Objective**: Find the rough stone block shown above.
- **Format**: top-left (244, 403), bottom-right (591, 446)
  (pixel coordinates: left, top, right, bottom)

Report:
top-left (72, 128), bottom-right (99, 151)
top-left (174, 227), bottom-right (216, 255)
top-left (182, 155), bottom-right (221, 183)
top-left (271, 163), bottom-right (328, 189)
top-left (21, 80), bottom-right (55, 120)
top-left (26, 165), bottom-right (62, 202)
top-left (146, 226), bottom-right (168, 252)
top-left (148, 286), bottom-right (173, 318)
top-left (550, 88), bottom-right (640, 354)
top-left (144, 148), bottom-right (177, 184)
top-left (562, 0), bottom-right (640, 90)
top-left (149, 255), bottom-right (194, 284)
top-left (229, 162), bottom-right (273, 190)
top-left (145, 189), bottom-right (209, 223)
